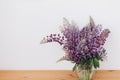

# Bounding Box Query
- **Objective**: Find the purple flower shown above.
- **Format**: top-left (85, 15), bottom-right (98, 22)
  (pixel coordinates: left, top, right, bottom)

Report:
top-left (41, 17), bottom-right (110, 69)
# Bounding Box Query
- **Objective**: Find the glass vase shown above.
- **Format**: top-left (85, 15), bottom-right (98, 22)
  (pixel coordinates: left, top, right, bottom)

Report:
top-left (77, 66), bottom-right (96, 80)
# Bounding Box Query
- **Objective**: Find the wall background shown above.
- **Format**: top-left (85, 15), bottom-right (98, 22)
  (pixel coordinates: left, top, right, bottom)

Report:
top-left (0, 0), bottom-right (119, 70)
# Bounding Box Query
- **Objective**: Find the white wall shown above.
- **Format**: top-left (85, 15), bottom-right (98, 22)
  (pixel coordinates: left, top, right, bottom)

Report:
top-left (0, 0), bottom-right (119, 70)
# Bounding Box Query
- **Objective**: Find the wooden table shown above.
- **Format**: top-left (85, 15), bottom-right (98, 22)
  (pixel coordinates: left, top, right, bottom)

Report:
top-left (0, 70), bottom-right (119, 80)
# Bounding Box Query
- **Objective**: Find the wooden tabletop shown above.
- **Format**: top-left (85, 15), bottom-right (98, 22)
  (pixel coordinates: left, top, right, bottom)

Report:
top-left (0, 70), bottom-right (119, 80)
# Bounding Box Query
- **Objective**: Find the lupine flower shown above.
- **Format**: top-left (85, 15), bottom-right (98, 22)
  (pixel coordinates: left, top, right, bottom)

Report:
top-left (41, 17), bottom-right (110, 69)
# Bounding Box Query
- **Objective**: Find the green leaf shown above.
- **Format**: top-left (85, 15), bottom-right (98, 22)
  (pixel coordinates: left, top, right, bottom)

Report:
top-left (100, 58), bottom-right (104, 61)
top-left (96, 54), bottom-right (104, 61)
top-left (81, 58), bottom-right (85, 65)
top-left (96, 55), bottom-right (100, 60)
top-left (72, 64), bottom-right (77, 72)
top-left (93, 57), bottom-right (100, 69)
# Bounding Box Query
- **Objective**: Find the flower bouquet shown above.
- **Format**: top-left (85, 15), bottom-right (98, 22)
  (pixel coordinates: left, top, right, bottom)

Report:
top-left (40, 17), bottom-right (110, 80)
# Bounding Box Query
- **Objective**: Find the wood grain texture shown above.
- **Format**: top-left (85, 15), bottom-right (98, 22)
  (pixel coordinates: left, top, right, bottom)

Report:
top-left (0, 70), bottom-right (120, 80)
